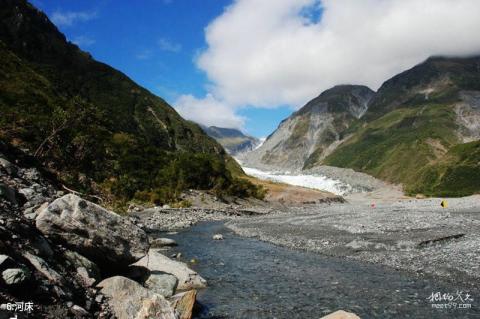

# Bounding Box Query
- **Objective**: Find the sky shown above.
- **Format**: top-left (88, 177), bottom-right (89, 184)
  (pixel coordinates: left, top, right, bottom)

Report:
top-left (30, 0), bottom-right (480, 138)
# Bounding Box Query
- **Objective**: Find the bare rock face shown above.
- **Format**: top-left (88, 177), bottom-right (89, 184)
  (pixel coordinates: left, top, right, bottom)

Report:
top-left (36, 194), bottom-right (149, 270)
top-left (133, 249), bottom-right (207, 290)
top-left (97, 276), bottom-right (175, 319)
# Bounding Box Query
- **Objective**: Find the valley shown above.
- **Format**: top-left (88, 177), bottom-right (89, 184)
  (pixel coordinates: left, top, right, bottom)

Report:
top-left (1, 1), bottom-right (479, 318)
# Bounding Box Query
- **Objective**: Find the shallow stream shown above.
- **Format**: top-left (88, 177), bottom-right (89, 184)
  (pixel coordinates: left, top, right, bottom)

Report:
top-left (162, 222), bottom-right (478, 319)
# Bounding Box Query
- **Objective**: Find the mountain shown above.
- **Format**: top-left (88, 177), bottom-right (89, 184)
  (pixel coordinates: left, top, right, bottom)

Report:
top-left (324, 56), bottom-right (480, 196)
top-left (242, 85), bottom-right (374, 171)
top-left (202, 126), bottom-right (260, 155)
top-left (0, 0), bottom-right (263, 208)
top-left (247, 56), bottom-right (480, 196)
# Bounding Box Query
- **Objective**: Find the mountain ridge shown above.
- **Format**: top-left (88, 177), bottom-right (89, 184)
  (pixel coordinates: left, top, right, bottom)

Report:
top-left (202, 125), bottom-right (260, 155)
top-left (246, 56), bottom-right (480, 196)
top-left (241, 85), bottom-right (375, 171)
top-left (0, 0), bottom-right (264, 208)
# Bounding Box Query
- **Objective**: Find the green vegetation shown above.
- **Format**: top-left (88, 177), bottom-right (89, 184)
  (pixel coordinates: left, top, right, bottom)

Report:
top-left (0, 1), bottom-right (264, 208)
top-left (319, 56), bottom-right (480, 197)
top-left (407, 141), bottom-right (480, 196)
top-left (324, 104), bottom-right (460, 185)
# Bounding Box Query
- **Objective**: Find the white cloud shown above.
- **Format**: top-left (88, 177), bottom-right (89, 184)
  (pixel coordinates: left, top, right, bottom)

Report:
top-left (174, 94), bottom-right (245, 129)
top-left (51, 10), bottom-right (98, 27)
top-left (158, 38), bottom-right (182, 53)
top-left (197, 0), bottom-right (480, 109)
top-left (72, 35), bottom-right (95, 47)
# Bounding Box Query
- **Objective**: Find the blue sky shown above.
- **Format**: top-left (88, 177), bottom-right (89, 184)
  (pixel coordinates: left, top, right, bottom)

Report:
top-left (29, 0), bottom-right (291, 138)
top-left (28, 1), bottom-right (480, 138)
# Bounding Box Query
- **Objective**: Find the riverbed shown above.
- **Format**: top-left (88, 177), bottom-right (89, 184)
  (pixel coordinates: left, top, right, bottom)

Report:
top-left (162, 222), bottom-right (479, 319)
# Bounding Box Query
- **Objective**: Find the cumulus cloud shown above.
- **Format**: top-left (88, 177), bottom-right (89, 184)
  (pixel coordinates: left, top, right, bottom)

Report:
top-left (51, 10), bottom-right (98, 27)
top-left (197, 0), bottom-right (480, 109)
top-left (174, 94), bottom-right (245, 129)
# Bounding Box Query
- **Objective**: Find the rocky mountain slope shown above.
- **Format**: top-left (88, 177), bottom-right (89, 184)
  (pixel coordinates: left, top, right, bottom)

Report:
top-left (0, 0), bottom-right (262, 208)
top-left (202, 126), bottom-right (260, 155)
top-left (245, 57), bottom-right (480, 197)
top-left (0, 141), bottom-right (203, 318)
top-left (324, 56), bottom-right (480, 196)
top-left (241, 85), bottom-right (374, 171)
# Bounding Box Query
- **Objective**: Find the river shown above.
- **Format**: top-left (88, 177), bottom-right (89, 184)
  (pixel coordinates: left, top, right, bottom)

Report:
top-left (160, 222), bottom-right (479, 319)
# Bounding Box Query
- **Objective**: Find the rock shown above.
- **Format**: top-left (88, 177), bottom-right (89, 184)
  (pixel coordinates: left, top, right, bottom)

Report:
top-left (320, 310), bottom-right (361, 319)
top-left (0, 254), bottom-right (17, 271)
top-left (170, 290), bottom-right (196, 319)
top-left (97, 276), bottom-right (175, 319)
top-left (133, 249), bottom-right (207, 290)
top-left (2, 268), bottom-right (30, 285)
top-left (151, 238), bottom-right (178, 247)
top-left (95, 294), bottom-right (104, 303)
top-left (71, 305), bottom-right (89, 316)
top-left (24, 212), bottom-right (38, 220)
top-left (64, 250), bottom-right (100, 287)
top-left (145, 273), bottom-right (178, 297)
top-left (36, 194), bottom-right (149, 270)
top-left (0, 157), bottom-right (17, 175)
top-left (23, 252), bottom-right (65, 286)
top-left (213, 234), bottom-right (224, 240)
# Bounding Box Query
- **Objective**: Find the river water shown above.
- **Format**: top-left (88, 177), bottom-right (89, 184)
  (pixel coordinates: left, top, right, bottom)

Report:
top-left (163, 222), bottom-right (479, 319)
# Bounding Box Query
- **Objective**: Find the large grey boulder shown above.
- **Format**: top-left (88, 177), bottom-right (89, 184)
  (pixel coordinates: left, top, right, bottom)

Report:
top-left (133, 249), bottom-right (207, 290)
top-left (97, 276), bottom-right (175, 319)
top-left (36, 194), bottom-right (149, 269)
top-left (145, 273), bottom-right (178, 297)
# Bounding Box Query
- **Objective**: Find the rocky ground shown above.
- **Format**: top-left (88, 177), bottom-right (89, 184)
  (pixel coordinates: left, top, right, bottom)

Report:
top-left (226, 196), bottom-right (480, 289)
top-left (0, 142), bottom-right (204, 319)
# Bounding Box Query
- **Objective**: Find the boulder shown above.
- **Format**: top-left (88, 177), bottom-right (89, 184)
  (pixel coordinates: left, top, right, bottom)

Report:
top-left (321, 310), bottom-right (361, 319)
top-left (145, 273), bottom-right (178, 297)
top-left (212, 234), bottom-right (224, 240)
top-left (151, 238), bottom-right (177, 247)
top-left (2, 268), bottom-right (30, 285)
top-left (170, 290), bottom-right (196, 319)
top-left (97, 276), bottom-right (175, 319)
top-left (36, 194), bottom-right (149, 270)
top-left (64, 250), bottom-right (100, 287)
top-left (133, 249), bottom-right (207, 290)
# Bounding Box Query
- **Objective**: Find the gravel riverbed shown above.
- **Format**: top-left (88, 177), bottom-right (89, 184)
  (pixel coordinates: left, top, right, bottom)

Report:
top-left (227, 196), bottom-right (480, 288)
